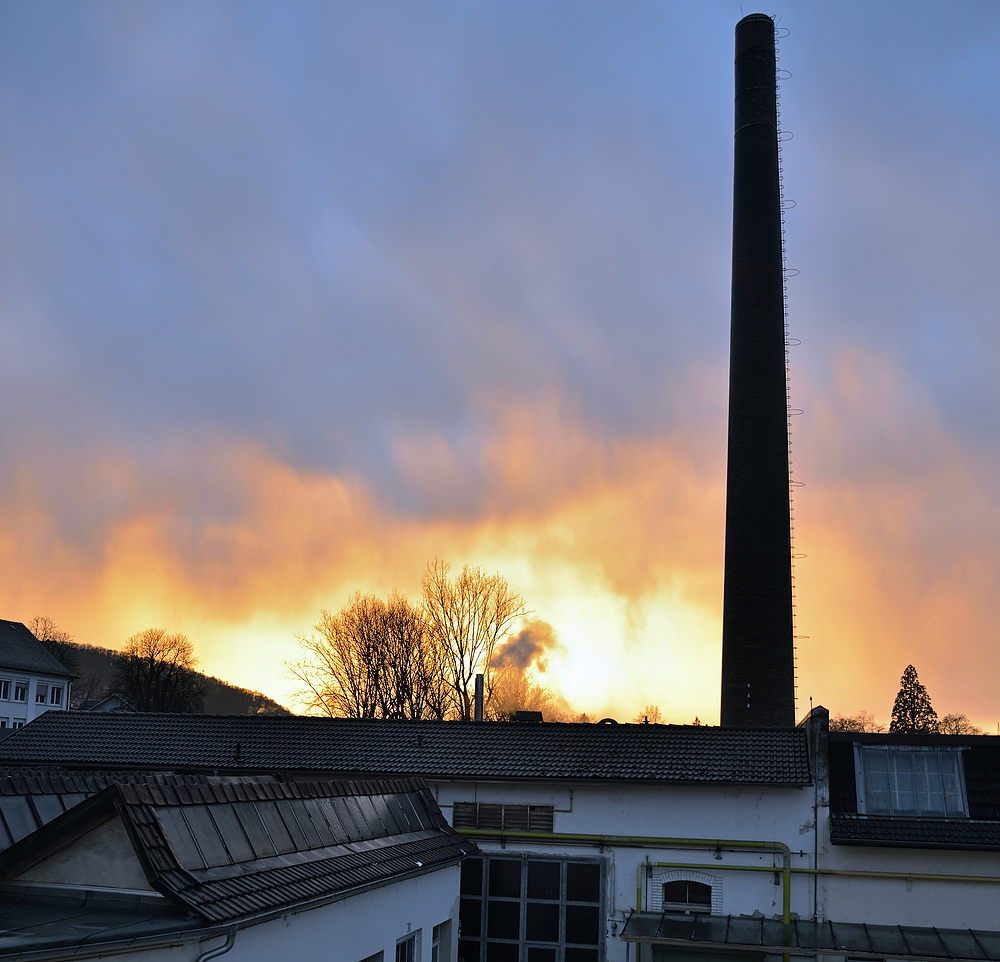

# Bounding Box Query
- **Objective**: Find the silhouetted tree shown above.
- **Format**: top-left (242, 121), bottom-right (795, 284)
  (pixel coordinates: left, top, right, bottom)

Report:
top-left (111, 629), bottom-right (206, 712)
top-left (830, 709), bottom-right (886, 733)
top-left (27, 615), bottom-right (80, 676)
top-left (289, 591), bottom-right (444, 719)
top-left (422, 559), bottom-right (528, 720)
top-left (939, 713), bottom-right (983, 735)
top-left (633, 705), bottom-right (663, 724)
top-left (487, 665), bottom-right (556, 721)
top-left (889, 665), bottom-right (938, 733)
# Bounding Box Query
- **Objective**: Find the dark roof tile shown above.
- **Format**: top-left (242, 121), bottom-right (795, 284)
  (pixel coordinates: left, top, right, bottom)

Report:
top-left (0, 621), bottom-right (75, 678)
top-left (831, 814), bottom-right (1000, 850)
top-left (0, 713), bottom-right (811, 784)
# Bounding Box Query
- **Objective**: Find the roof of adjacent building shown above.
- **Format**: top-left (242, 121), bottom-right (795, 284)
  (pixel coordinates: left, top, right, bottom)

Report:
top-left (0, 621), bottom-right (75, 679)
top-left (0, 713), bottom-right (813, 785)
top-left (0, 774), bottom-right (475, 925)
top-left (621, 912), bottom-right (1000, 961)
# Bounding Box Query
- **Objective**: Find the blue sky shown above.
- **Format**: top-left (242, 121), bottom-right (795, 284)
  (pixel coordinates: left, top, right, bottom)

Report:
top-left (2, 1), bottom-right (999, 724)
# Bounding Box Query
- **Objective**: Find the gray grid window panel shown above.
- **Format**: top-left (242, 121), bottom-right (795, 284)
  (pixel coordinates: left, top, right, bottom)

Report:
top-left (457, 853), bottom-right (605, 962)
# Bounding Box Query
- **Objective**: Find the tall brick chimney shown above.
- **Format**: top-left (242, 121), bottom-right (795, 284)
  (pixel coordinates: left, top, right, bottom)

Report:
top-left (719, 13), bottom-right (795, 728)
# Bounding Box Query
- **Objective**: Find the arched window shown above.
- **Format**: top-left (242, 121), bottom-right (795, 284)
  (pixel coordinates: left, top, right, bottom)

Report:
top-left (662, 880), bottom-right (712, 915)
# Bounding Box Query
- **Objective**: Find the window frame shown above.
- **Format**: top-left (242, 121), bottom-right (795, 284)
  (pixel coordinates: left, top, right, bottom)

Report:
top-left (395, 931), bottom-right (418, 962)
top-left (49, 686), bottom-right (63, 706)
top-left (0, 679), bottom-right (9, 700)
top-left (458, 852), bottom-right (604, 962)
top-left (13, 682), bottom-right (26, 703)
top-left (35, 684), bottom-right (48, 704)
top-left (854, 745), bottom-right (968, 817)
top-left (662, 879), bottom-right (713, 915)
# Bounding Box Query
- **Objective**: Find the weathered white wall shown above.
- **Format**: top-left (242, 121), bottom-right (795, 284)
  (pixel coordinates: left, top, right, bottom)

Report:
top-left (433, 778), bottom-right (818, 962)
top-left (814, 804), bottom-right (1000, 929)
top-left (111, 866), bottom-right (460, 962)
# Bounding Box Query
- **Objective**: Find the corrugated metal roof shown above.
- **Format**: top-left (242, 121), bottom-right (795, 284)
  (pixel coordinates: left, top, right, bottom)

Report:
top-left (0, 621), bottom-right (75, 678)
top-left (0, 713), bottom-right (812, 784)
top-left (0, 774), bottom-right (475, 923)
top-left (0, 770), bottom-right (282, 853)
top-left (621, 913), bottom-right (1000, 961)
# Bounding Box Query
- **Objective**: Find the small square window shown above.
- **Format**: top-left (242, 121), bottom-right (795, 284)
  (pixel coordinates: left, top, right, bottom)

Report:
top-left (0, 718), bottom-right (7, 728)
top-left (12, 720), bottom-right (23, 729)
top-left (50, 687), bottom-right (62, 706)
top-left (14, 684), bottom-right (27, 703)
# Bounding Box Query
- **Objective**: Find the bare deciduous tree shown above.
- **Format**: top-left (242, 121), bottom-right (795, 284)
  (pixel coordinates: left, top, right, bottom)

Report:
top-left (830, 709), bottom-right (886, 733)
top-left (487, 665), bottom-right (556, 721)
top-left (111, 629), bottom-right (206, 712)
top-left (633, 704), bottom-right (663, 724)
top-left (422, 559), bottom-right (529, 720)
top-left (938, 713), bottom-right (983, 735)
top-left (27, 615), bottom-right (80, 676)
top-left (288, 592), bottom-right (443, 719)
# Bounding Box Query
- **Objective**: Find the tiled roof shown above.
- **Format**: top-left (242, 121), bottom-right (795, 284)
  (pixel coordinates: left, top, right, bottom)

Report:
top-left (0, 621), bottom-right (75, 678)
top-left (830, 814), bottom-right (1000, 850)
top-left (0, 775), bottom-right (475, 923)
top-left (0, 713), bottom-right (812, 784)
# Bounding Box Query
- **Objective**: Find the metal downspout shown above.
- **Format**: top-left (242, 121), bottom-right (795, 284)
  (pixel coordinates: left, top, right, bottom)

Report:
top-left (196, 926), bottom-right (236, 961)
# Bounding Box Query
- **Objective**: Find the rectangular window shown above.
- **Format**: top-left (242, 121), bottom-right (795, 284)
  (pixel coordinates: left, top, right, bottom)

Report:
top-left (50, 687), bottom-right (62, 706)
top-left (35, 684), bottom-right (48, 704)
top-left (0, 680), bottom-right (9, 700)
top-left (458, 854), bottom-right (602, 962)
top-left (396, 935), bottom-right (416, 962)
top-left (12, 721), bottom-right (23, 729)
top-left (0, 718), bottom-right (7, 728)
top-left (13, 683), bottom-right (26, 703)
top-left (432, 921), bottom-right (452, 962)
top-left (857, 746), bottom-right (967, 816)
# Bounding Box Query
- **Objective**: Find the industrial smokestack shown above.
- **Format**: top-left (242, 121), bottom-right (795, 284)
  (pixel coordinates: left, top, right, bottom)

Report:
top-left (720, 14), bottom-right (796, 728)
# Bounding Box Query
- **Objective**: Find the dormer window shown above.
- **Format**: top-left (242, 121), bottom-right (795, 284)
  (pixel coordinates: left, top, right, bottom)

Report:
top-left (856, 746), bottom-right (967, 817)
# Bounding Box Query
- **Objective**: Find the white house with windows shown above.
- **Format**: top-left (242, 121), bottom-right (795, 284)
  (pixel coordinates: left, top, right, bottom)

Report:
top-left (0, 620), bottom-right (73, 730)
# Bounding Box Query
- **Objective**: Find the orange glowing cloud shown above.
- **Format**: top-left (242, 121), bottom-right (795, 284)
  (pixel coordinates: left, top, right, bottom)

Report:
top-left (3, 349), bottom-right (998, 730)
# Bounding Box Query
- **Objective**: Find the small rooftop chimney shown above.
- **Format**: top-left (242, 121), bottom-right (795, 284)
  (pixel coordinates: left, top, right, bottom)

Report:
top-left (474, 673), bottom-right (484, 721)
top-left (720, 14), bottom-right (796, 728)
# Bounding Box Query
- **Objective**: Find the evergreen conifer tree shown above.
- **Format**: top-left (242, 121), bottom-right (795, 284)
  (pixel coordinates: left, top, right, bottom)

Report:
top-left (889, 664), bottom-right (938, 733)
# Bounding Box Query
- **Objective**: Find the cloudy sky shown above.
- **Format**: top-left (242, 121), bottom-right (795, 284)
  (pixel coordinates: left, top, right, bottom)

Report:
top-left (2, 1), bottom-right (999, 726)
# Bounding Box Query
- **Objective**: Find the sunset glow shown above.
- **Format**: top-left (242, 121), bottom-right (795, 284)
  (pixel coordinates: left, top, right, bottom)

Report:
top-left (2, 2), bottom-right (998, 729)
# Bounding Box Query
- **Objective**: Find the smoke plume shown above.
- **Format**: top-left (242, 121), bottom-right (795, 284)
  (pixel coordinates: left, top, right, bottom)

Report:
top-left (492, 619), bottom-right (562, 673)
